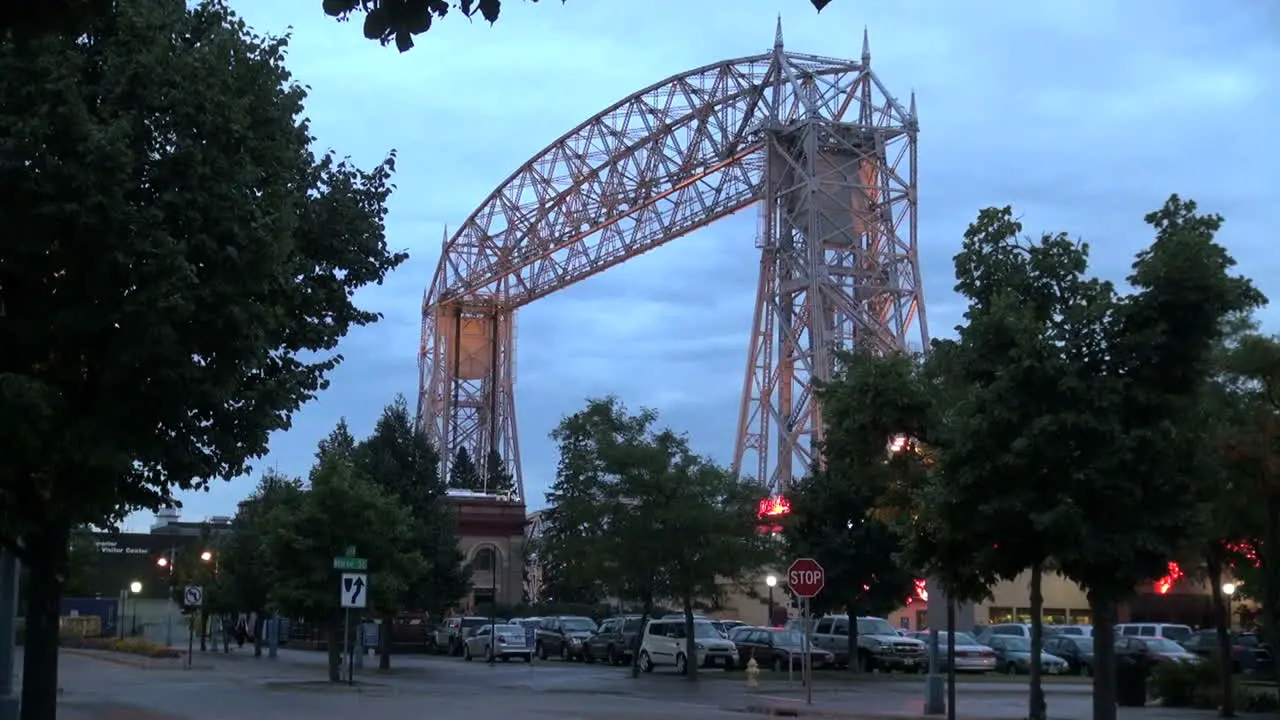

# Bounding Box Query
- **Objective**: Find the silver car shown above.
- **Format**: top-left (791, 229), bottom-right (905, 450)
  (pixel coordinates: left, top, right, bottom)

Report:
top-left (463, 623), bottom-right (533, 662)
top-left (909, 631), bottom-right (997, 673)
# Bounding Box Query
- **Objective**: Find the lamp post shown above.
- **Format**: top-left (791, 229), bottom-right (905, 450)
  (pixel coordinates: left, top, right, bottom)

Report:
top-left (129, 581), bottom-right (143, 637)
top-left (766, 575), bottom-right (778, 626)
top-left (1223, 582), bottom-right (1238, 629)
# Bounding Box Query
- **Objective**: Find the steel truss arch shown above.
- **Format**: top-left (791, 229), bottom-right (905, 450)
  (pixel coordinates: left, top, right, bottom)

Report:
top-left (419, 30), bottom-right (929, 504)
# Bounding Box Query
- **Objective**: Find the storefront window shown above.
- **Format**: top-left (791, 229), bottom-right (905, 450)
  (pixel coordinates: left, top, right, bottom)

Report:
top-left (1015, 609), bottom-right (1033, 623)
top-left (1043, 608), bottom-right (1066, 624)
top-left (988, 607), bottom-right (1014, 623)
top-left (1067, 609), bottom-right (1092, 625)
top-left (915, 610), bottom-right (927, 630)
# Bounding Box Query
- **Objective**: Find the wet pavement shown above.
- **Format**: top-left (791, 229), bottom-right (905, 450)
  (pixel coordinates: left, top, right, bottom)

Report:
top-left (37, 647), bottom-right (1250, 719)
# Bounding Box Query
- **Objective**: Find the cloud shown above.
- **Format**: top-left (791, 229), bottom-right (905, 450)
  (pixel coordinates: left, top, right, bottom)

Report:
top-left (129, 0), bottom-right (1278, 528)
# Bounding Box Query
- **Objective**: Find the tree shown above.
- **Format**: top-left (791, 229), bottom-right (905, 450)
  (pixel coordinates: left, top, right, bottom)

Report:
top-left (63, 529), bottom-right (99, 598)
top-left (317, 0), bottom-right (832, 52)
top-left (484, 448), bottom-right (515, 497)
top-left (354, 395), bottom-right (468, 669)
top-left (0, 1), bottom-right (403, 714)
top-left (448, 447), bottom-right (482, 492)
top-left (213, 470), bottom-right (304, 655)
top-left (261, 424), bottom-right (424, 681)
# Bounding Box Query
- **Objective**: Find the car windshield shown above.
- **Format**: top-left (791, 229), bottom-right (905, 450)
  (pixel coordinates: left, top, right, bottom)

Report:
top-left (561, 618), bottom-right (597, 632)
top-left (857, 618), bottom-right (897, 636)
top-left (461, 618), bottom-right (488, 628)
top-left (1162, 627), bottom-right (1192, 642)
top-left (948, 632), bottom-right (978, 645)
top-left (999, 637), bottom-right (1031, 651)
top-left (693, 622), bottom-right (721, 639)
top-left (494, 625), bottom-right (523, 635)
top-left (772, 630), bottom-right (807, 647)
top-left (1067, 637), bottom-right (1092, 650)
top-left (623, 619), bottom-right (642, 632)
top-left (1147, 638), bottom-right (1185, 652)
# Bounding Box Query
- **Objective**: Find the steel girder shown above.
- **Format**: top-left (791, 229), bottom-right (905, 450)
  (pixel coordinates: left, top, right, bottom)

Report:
top-left (419, 30), bottom-right (929, 501)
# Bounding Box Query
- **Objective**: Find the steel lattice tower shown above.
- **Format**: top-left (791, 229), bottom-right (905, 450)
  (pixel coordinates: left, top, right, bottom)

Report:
top-left (418, 21), bottom-right (929, 501)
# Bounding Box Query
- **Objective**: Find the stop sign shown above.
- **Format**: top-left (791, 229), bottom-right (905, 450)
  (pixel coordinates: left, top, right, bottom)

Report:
top-left (787, 558), bottom-right (825, 598)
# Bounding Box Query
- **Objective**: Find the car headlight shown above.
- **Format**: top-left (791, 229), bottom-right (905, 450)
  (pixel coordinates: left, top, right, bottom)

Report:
top-left (570, 637), bottom-right (582, 645)
top-left (696, 643), bottom-right (705, 651)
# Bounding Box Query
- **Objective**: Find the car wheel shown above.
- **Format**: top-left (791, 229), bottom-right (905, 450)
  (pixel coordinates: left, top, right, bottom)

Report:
top-left (463, 644), bottom-right (472, 662)
top-left (640, 651), bottom-right (654, 673)
top-left (606, 645), bottom-right (618, 665)
top-left (1005, 663), bottom-right (1017, 676)
top-left (537, 642), bottom-right (547, 660)
top-left (560, 644), bottom-right (569, 661)
top-left (772, 656), bottom-right (785, 672)
top-left (857, 652), bottom-right (873, 673)
top-left (675, 653), bottom-right (688, 675)
top-left (584, 649), bottom-right (595, 664)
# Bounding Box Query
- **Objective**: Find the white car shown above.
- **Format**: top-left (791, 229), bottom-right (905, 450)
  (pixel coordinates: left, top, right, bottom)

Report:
top-left (638, 618), bottom-right (738, 674)
top-left (462, 623), bottom-right (532, 662)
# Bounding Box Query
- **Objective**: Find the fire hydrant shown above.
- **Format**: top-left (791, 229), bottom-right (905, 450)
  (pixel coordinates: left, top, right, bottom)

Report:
top-left (746, 656), bottom-right (760, 690)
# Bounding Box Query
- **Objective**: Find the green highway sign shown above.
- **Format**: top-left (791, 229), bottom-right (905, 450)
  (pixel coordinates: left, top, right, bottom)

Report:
top-left (333, 556), bottom-right (368, 571)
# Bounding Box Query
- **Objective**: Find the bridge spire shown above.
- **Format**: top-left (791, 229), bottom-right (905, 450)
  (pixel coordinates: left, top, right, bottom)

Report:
top-left (861, 26), bottom-right (871, 65)
top-left (774, 14), bottom-right (784, 50)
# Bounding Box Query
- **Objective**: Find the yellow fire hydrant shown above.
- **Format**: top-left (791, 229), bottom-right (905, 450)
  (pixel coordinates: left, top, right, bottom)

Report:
top-left (746, 656), bottom-right (760, 690)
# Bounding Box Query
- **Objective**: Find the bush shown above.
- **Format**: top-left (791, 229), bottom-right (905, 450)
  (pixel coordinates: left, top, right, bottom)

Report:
top-left (1151, 657), bottom-right (1279, 711)
top-left (60, 635), bottom-right (180, 659)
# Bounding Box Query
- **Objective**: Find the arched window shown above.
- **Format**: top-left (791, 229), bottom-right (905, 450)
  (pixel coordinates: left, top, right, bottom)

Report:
top-left (473, 547), bottom-right (496, 572)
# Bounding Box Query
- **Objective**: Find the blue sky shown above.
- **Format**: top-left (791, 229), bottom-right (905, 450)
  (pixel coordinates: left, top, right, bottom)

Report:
top-left (126, 0), bottom-right (1278, 530)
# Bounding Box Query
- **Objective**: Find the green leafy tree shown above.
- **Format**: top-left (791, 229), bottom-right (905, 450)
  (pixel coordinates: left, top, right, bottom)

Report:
top-left (484, 448), bottom-right (515, 497)
top-left (0, 1), bottom-right (403, 713)
top-left (212, 470), bottom-right (304, 655)
top-left (316, 0), bottom-right (832, 52)
top-left (63, 529), bottom-right (99, 598)
top-left (448, 446), bottom-right (482, 492)
top-left (262, 424), bottom-right (424, 681)
top-left (354, 395), bottom-right (468, 669)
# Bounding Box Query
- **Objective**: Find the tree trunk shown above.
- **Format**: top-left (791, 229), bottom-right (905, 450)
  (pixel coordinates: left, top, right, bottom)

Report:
top-left (1028, 561), bottom-right (1046, 720)
top-left (1262, 497), bottom-right (1280, 689)
top-left (253, 613), bottom-right (263, 658)
top-left (326, 617), bottom-right (341, 682)
top-left (378, 614), bottom-right (392, 671)
top-left (946, 601), bottom-right (956, 720)
top-left (681, 598), bottom-right (698, 681)
top-left (631, 595), bottom-right (652, 679)
top-left (20, 523), bottom-right (70, 720)
top-left (1206, 551), bottom-right (1235, 717)
top-left (1089, 591), bottom-right (1119, 720)
top-left (847, 605), bottom-right (860, 673)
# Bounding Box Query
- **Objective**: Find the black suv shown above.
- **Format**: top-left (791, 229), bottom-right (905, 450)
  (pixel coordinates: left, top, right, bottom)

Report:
top-left (585, 615), bottom-right (643, 665)
top-left (535, 616), bottom-right (598, 661)
top-left (1181, 630), bottom-right (1274, 675)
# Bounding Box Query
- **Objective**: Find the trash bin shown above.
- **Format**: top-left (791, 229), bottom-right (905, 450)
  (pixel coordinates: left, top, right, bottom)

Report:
top-left (1116, 657), bottom-right (1149, 707)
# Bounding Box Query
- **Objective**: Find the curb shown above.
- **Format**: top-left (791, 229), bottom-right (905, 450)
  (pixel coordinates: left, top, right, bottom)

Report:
top-left (61, 649), bottom-right (180, 670)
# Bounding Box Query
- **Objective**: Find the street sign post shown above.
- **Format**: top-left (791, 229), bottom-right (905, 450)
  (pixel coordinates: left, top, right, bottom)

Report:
top-left (787, 558), bottom-right (824, 706)
top-left (787, 558), bottom-right (825, 598)
top-left (339, 572), bottom-right (368, 686)
top-left (182, 585), bottom-right (203, 670)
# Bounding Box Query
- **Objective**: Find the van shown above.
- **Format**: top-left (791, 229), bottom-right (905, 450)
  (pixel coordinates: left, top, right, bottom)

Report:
top-left (1115, 623), bottom-right (1193, 643)
top-left (638, 618), bottom-right (737, 674)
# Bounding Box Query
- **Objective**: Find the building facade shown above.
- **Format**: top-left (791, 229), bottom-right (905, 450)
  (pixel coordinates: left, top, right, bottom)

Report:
top-left (446, 490), bottom-right (527, 612)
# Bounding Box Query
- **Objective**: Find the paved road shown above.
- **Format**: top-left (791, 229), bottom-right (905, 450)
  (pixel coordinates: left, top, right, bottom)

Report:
top-left (42, 647), bottom-right (1227, 719)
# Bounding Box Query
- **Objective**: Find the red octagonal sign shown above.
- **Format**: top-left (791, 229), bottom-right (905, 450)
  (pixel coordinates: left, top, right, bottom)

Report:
top-left (787, 557), bottom-right (825, 598)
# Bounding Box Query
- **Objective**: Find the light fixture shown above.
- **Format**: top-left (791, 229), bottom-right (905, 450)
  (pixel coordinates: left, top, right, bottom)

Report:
top-left (200, 551), bottom-right (213, 562)
top-left (129, 581), bottom-right (142, 594)
top-left (766, 574), bottom-right (777, 588)
top-left (1223, 582), bottom-right (1237, 597)
top-left (155, 557), bottom-right (168, 568)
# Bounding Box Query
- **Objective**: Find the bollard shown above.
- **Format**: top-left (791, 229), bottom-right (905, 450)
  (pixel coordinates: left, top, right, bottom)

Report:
top-left (746, 657), bottom-right (760, 691)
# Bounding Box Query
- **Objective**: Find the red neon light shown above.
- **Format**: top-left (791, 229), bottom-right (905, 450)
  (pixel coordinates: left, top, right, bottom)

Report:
top-left (914, 578), bottom-right (928, 603)
top-left (1227, 541), bottom-right (1261, 568)
top-left (1153, 562), bottom-right (1184, 595)
top-left (757, 496), bottom-right (792, 519)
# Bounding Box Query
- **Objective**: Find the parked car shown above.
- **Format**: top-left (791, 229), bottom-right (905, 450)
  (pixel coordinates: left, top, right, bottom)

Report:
top-left (584, 615), bottom-right (643, 665)
top-left (1115, 636), bottom-right (1200, 667)
top-left (808, 615), bottom-right (927, 672)
top-left (1115, 623), bottom-right (1194, 644)
top-left (732, 626), bottom-right (834, 672)
top-left (1179, 630), bottom-right (1273, 675)
top-left (638, 617), bottom-right (738, 674)
top-left (535, 615), bottom-right (598, 661)
top-left (462, 623), bottom-right (533, 662)
top-left (907, 631), bottom-right (997, 673)
top-left (1044, 635), bottom-right (1095, 676)
top-left (984, 635), bottom-right (1069, 675)
top-left (712, 619), bottom-right (747, 637)
top-left (436, 616), bottom-right (491, 656)
top-left (1049, 624), bottom-right (1093, 638)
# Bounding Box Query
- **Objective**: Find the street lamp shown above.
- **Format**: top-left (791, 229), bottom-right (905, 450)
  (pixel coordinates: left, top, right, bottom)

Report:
top-left (766, 575), bottom-right (778, 626)
top-left (200, 550), bottom-right (213, 563)
top-left (1223, 582), bottom-right (1237, 597)
top-left (155, 557), bottom-right (168, 568)
top-left (128, 581), bottom-right (142, 637)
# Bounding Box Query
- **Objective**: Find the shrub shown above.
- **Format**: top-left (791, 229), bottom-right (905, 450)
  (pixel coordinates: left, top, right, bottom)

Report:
top-left (1151, 656), bottom-right (1279, 711)
top-left (60, 634), bottom-right (179, 659)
